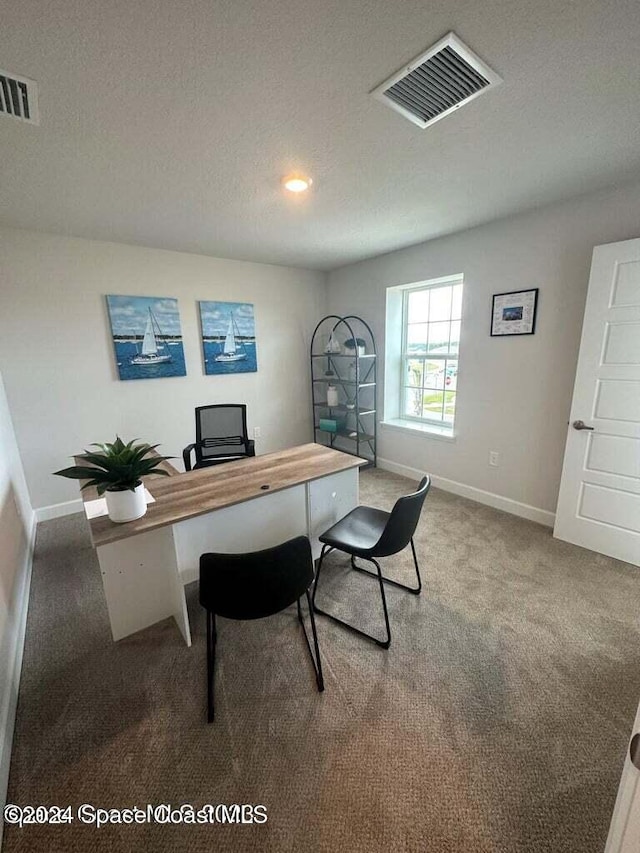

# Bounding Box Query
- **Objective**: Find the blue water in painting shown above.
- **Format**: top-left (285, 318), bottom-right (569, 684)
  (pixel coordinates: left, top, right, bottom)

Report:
top-left (114, 341), bottom-right (187, 381)
top-left (203, 341), bottom-right (257, 375)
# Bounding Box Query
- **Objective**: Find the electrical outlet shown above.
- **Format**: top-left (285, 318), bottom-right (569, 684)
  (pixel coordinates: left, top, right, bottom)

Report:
top-left (253, 427), bottom-right (261, 439)
top-left (488, 450), bottom-right (500, 467)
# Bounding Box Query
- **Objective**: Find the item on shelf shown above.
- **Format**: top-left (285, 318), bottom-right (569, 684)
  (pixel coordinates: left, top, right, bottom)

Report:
top-left (343, 337), bottom-right (366, 356)
top-left (326, 384), bottom-right (339, 407)
top-left (325, 332), bottom-right (341, 354)
top-left (319, 414), bottom-right (348, 433)
top-left (319, 418), bottom-right (337, 433)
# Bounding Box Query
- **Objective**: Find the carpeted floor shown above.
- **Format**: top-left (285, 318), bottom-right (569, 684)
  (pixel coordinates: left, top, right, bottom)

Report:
top-left (3, 469), bottom-right (640, 853)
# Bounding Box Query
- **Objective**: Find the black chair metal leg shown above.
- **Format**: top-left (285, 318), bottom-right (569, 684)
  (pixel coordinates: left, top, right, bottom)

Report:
top-left (350, 537), bottom-right (422, 594)
top-left (410, 538), bottom-right (422, 592)
top-left (296, 590), bottom-right (324, 691)
top-left (313, 546), bottom-right (391, 649)
top-left (206, 611), bottom-right (217, 724)
top-left (370, 557), bottom-right (391, 649)
top-left (312, 544), bottom-right (327, 601)
top-left (306, 590), bottom-right (324, 690)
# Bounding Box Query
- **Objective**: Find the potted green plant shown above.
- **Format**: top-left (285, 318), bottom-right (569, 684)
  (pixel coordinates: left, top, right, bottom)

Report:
top-left (343, 337), bottom-right (366, 356)
top-left (54, 437), bottom-right (173, 523)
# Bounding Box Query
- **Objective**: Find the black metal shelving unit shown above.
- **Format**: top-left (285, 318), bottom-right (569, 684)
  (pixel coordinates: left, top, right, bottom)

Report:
top-left (310, 315), bottom-right (377, 467)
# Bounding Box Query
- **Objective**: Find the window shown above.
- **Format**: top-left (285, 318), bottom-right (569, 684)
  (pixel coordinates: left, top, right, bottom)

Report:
top-left (400, 277), bottom-right (463, 430)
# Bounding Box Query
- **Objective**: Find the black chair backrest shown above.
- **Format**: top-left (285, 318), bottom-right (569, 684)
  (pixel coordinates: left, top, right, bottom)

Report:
top-left (199, 536), bottom-right (314, 620)
top-left (195, 404), bottom-right (250, 463)
top-left (373, 476), bottom-right (431, 557)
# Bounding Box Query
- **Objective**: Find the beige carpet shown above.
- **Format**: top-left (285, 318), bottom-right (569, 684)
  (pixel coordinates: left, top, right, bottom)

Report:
top-left (3, 469), bottom-right (640, 853)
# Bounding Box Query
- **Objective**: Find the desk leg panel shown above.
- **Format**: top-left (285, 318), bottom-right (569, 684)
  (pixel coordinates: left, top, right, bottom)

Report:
top-left (307, 469), bottom-right (359, 560)
top-left (97, 526), bottom-right (191, 646)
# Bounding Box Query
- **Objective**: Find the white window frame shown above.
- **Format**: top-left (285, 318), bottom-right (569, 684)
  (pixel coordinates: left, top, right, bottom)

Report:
top-left (383, 274), bottom-right (463, 438)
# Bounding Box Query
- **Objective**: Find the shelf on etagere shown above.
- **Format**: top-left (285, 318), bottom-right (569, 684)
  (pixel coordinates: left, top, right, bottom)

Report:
top-left (313, 402), bottom-right (376, 416)
top-left (312, 378), bottom-right (375, 388)
top-left (311, 353), bottom-right (376, 359)
top-left (315, 426), bottom-right (375, 443)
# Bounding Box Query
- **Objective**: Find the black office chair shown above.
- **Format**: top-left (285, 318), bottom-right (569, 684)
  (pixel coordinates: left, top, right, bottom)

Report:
top-left (312, 475), bottom-right (430, 649)
top-left (199, 535), bottom-right (324, 723)
top-left (183, 404), bottom-right (255, 471)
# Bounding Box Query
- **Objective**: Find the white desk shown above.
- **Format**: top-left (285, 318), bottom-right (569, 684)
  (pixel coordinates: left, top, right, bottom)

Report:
top-left (80, 443), bottom-right (365, 645)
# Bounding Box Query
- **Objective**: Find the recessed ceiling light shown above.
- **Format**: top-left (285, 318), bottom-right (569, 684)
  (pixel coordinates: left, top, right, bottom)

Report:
top-left (282, 173), bottom-right (313, 193)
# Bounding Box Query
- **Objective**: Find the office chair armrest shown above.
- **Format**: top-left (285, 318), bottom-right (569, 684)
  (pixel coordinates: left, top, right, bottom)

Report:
top-left (183, 443), bottom-right (196, 471)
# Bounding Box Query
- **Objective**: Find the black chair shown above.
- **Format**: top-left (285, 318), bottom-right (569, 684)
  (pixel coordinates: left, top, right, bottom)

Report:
top-left (199, 535), bottom-right (324, 723)
top-left (312, 476), bottom-right (430, 649)
top-left (183, 404), bottom-right (255, 471)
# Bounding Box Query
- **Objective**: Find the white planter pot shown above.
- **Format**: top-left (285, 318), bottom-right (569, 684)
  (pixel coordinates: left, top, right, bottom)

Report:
top-left (105, 483), bottom-right (147, 523)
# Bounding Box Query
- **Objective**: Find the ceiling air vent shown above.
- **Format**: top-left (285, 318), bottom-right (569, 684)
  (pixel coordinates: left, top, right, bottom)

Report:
top-left (0, 69), bottom-right (39, 125)
top-left (371, 32), bottom-right (501, 129)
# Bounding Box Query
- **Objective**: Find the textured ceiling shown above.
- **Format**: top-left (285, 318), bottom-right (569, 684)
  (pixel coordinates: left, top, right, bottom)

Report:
top-left (1, 0), bottom-right (640, 271)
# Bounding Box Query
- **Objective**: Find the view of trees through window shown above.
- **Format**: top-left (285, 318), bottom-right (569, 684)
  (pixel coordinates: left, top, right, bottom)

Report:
top-left (402, 280), bottom-right (462, 426)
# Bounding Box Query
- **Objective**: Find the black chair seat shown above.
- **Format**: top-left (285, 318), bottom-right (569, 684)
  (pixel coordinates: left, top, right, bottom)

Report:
top-left (319, 506), bottom-right (390, 556)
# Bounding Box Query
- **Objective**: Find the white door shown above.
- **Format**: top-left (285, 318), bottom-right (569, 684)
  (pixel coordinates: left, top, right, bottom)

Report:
top-left (554, 238), bottom-right (640, 567)
top-left (605, 698), bottom-right (640, 853)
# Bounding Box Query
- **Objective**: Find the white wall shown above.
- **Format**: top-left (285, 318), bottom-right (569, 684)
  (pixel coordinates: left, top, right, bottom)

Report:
top-left (0, 228), bottom-right (327, 511)
top-left (0, 368), bottom-right (34, 837)
top-left (328, 181), bottom-right (640, 517)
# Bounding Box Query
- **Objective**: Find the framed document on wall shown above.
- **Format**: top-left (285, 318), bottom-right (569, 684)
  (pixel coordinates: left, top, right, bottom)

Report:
top-left (491, 288), bottom-right (538, 337)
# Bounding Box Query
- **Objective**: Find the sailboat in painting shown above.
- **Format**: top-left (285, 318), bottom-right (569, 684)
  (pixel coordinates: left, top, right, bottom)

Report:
top-left (215, 313), bottom-right (247, 363)
top-left (131, 308), bottom-right (172, 365)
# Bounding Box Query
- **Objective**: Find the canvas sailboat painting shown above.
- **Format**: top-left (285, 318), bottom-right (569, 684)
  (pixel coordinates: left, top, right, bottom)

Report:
top-left (106, 295), bottom-right (186, 380)
top-left (199, 301), bottom-right (257, 375)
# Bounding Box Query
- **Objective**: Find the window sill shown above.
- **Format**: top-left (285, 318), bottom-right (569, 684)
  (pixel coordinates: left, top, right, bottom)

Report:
top-left (380, 419), bottom-right (456, 442)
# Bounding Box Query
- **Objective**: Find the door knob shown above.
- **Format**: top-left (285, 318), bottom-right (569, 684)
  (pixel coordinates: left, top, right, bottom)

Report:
top-left (572, 420), bottom-right (595, 431)
top-left (630, 733), bottom-right (640, 770)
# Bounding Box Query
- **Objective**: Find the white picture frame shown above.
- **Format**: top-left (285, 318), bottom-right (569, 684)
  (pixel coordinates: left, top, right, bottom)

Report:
top-left (491, 288), bottom-right (539, 337)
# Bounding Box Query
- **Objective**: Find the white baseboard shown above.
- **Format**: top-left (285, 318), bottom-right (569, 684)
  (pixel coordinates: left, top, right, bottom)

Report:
top-left (0, 511), bottom-right (37, 845)
top-left (180, 568), bottom-right (199, 586)
top-left (377, 457), bottom-right (555, 527)
top-left (35, 498), bottom-right (83, 522)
